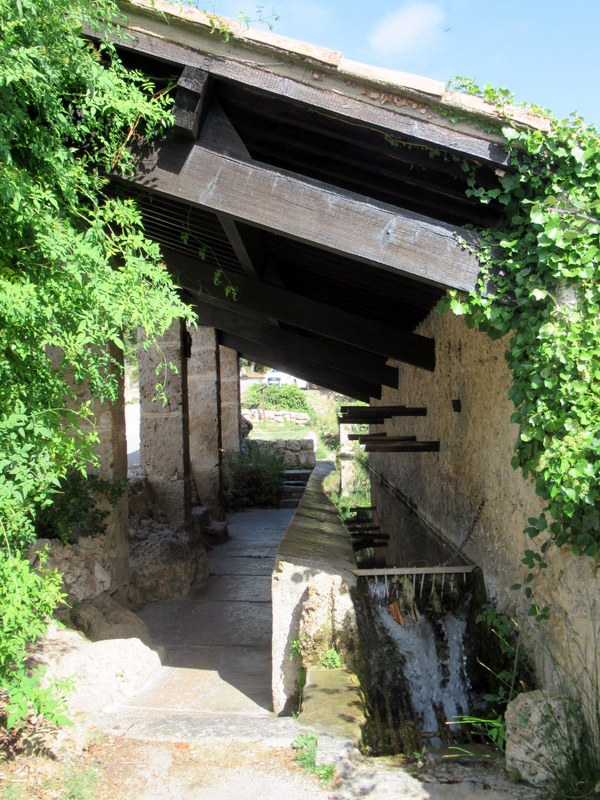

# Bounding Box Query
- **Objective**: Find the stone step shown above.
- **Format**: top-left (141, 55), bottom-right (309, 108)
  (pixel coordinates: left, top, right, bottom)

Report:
top-left (280, 498), bottom-right (301, 509)
top-left (282, 469), bottom-right (313, 483)
top-left (95, 709), bottom-right (308, 747)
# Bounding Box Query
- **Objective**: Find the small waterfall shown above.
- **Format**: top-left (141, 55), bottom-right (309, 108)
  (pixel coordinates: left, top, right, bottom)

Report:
top-left (357, 573), bottom-right (475, 753)
top-left (375, 608), bottom-right (470, 736)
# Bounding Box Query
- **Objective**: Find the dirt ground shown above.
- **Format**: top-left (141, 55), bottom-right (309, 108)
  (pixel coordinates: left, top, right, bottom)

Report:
top-left (0, 735), bottom-right (328, 800)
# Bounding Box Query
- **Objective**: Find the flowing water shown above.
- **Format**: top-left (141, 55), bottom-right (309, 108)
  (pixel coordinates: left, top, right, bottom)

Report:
top-left (375, 607), bottom-right (470, 737)
top-left (358, 574), bottom-right (475, 752)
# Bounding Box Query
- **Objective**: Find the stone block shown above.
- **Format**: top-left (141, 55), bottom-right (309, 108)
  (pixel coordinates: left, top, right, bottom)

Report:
top-left (505, 689), bottom-right (573, 785)
top-left (272, 463), bottom-right (358, 715)
top-left (302, 667), bottom-right (366, 745)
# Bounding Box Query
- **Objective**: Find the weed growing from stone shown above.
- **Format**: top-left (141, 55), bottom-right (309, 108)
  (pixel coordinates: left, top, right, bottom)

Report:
top-left (292, 733), bottom-right (336, 787)
top-left (321, 649), bottom-right (343, 669)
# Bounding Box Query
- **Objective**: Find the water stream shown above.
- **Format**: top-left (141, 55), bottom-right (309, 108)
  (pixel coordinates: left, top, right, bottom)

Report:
top-left (357, 574), bottom-right (477, 753)
top-left (375, 606), bottom-right (470, 737)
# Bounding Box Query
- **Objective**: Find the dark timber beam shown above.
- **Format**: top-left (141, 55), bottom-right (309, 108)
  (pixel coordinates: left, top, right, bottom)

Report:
top-left (126, 136), bottom-right (482, 295)
top-left (108, 12), bottom-right (512, 167)
top-left (173, 67), bottom-right (211, 139)
top-left (163, 247), bottom-right (435, 370)
top-left (218, 331), bottom-right (380, 401)
top-left (195, 300), bottom-right (399, 388)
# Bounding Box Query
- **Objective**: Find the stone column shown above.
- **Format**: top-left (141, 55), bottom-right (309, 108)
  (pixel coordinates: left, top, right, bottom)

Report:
top-left (91, 354), bottom-right (129, 596)
top-left (139, 320), bottom-right (191, 526)
top-left (55, 343), bottom-right (129, 600)
top-left (188, 326), bottom-right (224, 519)
top-left (219, 345), bottom-right (241, 456)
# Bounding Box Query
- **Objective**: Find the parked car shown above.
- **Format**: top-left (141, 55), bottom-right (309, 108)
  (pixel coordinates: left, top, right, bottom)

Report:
top-left (263, 369), bottom-right (310, 389)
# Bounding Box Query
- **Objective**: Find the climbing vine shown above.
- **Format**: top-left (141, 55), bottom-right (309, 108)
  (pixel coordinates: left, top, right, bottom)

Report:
top-left (447, 79), bottom-right (600, 566)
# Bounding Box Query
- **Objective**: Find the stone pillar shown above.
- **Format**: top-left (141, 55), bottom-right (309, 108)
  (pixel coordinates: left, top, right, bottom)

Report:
top-left (139, 320), bottom-right (191, 526)
top-left (188, 326), bottom-right (225, 519)
top-left (91, 354), bottom-right (129, 596)
top-left (55, 343), bottom-right (129, 600)
top-left (219, 345), bottom-right (241, 456)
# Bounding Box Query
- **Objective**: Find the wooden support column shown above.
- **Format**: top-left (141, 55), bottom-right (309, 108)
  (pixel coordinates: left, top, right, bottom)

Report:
top-left (139, 320), bottom-right (191, 526)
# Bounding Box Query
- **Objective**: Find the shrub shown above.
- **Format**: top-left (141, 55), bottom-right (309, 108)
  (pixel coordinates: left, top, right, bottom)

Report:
top-left (0, 549), bottom-right (70, 744)
top-left (225, 442), bottom-right (284, 509)
top-left (34, 471), bottom-right (128, 543)
top-left (242, 383), bottom-right (310, 413)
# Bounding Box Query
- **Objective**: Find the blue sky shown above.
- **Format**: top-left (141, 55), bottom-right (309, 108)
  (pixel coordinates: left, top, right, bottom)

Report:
top-left (200, 0), bottom-right (600, 127)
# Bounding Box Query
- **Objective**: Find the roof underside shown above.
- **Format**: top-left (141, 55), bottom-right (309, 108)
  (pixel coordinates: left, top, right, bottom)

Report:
top-left (105, 1), bottom-right (520, 400)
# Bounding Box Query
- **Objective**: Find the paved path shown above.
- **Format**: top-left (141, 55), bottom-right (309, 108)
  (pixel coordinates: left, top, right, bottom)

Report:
top-left (99, 508), bottom-right (300, 744)
top-left (89, 507), bottom-right (540, 800)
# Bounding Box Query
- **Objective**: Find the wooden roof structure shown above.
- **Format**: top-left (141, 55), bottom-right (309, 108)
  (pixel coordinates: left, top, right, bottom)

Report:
top-left (103, 1), bottom-right (548, 400)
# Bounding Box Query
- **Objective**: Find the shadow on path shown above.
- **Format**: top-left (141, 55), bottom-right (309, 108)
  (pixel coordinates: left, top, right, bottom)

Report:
top-left (135, 507), bottom-right (295, 714)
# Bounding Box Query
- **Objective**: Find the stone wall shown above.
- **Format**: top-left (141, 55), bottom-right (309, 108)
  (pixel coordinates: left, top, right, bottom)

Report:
top-left (369, 308), bottom-right (600, 690)
top-left (243, 409), bottom-right (310, 426)
top-left (250, 438), bottom-right (316, 469)
top-left (31, 536), bottom-right (114, 603)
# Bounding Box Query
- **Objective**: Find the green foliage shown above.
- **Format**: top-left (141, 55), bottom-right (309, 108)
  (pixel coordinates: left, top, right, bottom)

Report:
top-left (35, 470), bottom-right (127, 543)
top-left (242, 383), bottom-right (310, 413)
top-left (447, 82), bottom-right (600, 564)
top-left (0, 549), bottom-right (70, 733)
top-left (321, 648), bottom-right (343, 669)
top-left (0, 0), bottom-right (191, 734)
top-left (292, 733), bottom-right (337, 786)
top-left (0, 0), bottom-right (190, 547)
top-left (290, 637), bottom-right (301, 660)
top-left (224, 441), bottom-right (284, 509)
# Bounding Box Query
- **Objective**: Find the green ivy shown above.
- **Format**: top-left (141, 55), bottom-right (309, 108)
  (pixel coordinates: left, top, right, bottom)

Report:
top-left (446, 80), bottom-right (600, 567)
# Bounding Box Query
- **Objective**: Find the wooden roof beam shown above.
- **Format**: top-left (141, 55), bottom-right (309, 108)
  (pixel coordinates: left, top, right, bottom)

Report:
top-left (107, 14), bottom-right (512, 166)
top-left (125, 135), bottom-right (483, 295)
top-left (163, 247), bottom-right (435, 370)
top-left (173, 67), bottom-right (211, 139)
top-left (195, 300), bottom-right (399, 388)
top-left (217, 331), bottom-right (380, 401)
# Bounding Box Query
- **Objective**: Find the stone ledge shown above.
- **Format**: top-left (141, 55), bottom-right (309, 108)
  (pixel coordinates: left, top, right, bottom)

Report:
top-left (301, 667), bottom-right (366, 746)
top-left (271, 462), bottom-right (358, 715)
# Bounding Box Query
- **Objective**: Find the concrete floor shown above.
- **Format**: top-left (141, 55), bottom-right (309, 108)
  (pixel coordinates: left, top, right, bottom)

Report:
top-left (99, 507), bottom-right (300, 744)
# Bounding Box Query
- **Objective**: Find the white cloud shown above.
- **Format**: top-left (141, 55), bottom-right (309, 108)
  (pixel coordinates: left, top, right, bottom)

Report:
top-left (369, 3), bottom-right (445, 57)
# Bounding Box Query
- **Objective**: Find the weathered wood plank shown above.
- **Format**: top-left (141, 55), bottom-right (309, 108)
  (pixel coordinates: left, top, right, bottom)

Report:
top-left (195, 300), bottom-right (399, 387)
top-left (347, 433), bottom-right (389, 441)
top-left (164, 247), bottom-right (434, 370)
top-left (339, 417), bottom-right (387, 425)
top-left (125, 136), bottom-right (482, 295)
top-left (107, 13), bottom-right (511, 166)
top-left (340, 404), bottom-right (427, 415)
top-left (217, 331), bottom-right (379, 401)
top-left (173, 67), bottom-right (211, 139)
top-left (354, 566), bottom-right (474, 576)
top-left (352, 435), bottom-right (418, 443)
top-left (364, 441), bottom-right (440, 452)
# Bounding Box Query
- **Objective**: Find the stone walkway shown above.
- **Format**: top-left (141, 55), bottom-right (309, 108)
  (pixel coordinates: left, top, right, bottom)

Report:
top-left (98, 507), bottom-right (300, 744)
top-left (88, 506), bottom-right (541, 800)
